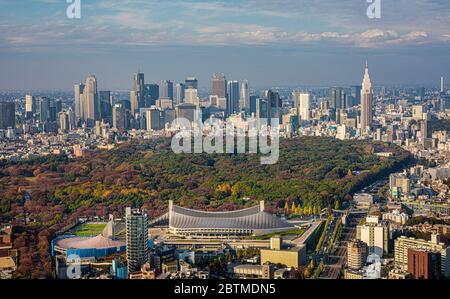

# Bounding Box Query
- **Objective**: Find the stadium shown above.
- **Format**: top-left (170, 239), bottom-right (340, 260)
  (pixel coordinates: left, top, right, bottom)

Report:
top-left (150, 200), bottom-right (295, 238)
top-left (51, 217), bottom-right (126, 259)
top-left (52, 234), bottom-right (126, 259)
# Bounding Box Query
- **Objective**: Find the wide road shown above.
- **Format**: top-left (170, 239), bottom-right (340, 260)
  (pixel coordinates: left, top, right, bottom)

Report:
top-left (318, 178), bottom-right (385, 279)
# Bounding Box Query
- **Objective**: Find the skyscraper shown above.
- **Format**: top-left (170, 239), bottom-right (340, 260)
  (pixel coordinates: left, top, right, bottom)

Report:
top-left (25, 94), bottom-right (35, 119)
top-left (331, 87), bottom-right (345, 109)
top-left (350, 85), bottom-right (362, 106)
top-left (441, 76), bottom-right (445, 94)
top-left (211, 73), bottom-right (227, 98)
top-left (39, 97), bottom-right (50, 123)
top-left (130, 90), bottom-right (139, 115)
top-left (58, 111), bottom-right (69, 133)
top-left (184, 88), bottom-right (200, 106)
top-left (145, 109), bottom-right (162, 131)
top-left (256, 98), bottom-right (268, 119)
top-left (112, 104), bottom-right (128, 130)
top-left (99, 90), bottom-right (112, 122)
top-left (144, 84), bottom-right (159, 106)
top-left (132, 72), bottom-right (145, 109)
top-left (83, 75), bottom-right (99, 127)
top-left (125, 207), bottom-right (149, 274)
top-left (249, 95), bottom-right (258, 115)
top-left (74, 83), bottom-right (84, 120)
top-left (159, 80), bottom-right (174, 100)
top-left (240, 80), bottom-right (249, 112)
top-left (185, 77), bottom-right (198, 90)
top-left (360, 62), bottom-right (373, 134)
top-left (175, 83), bottom-right (185, 105)
top-left (299, 93), bottom-right (311, 121)
top-left (0, 102), bottom-right (15, 129)
top-left (227, 80), bottom-right (240, 116)
top-left (264, 90), bottom-right (281, 124)
top-left (420, 112), bottom-right (432, 147)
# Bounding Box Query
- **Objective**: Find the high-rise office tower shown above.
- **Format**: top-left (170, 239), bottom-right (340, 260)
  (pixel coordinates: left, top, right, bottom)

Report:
top-left (145, 109), bottom-right (162, 131)
top-left (0, 102), bottom-right (15, 129)
top-left (331, 87), bottom-right (345, 109)
top-left (49, 99), bottom-right (61, 122)
top-left (67, 109), bottom-right (75, 131)
top-left (264, 90), bottom-right (281, 124)
top-left (256, 98), bottom-right (268, 119)
top-left (420, 112), bottom-right (432, 147)
top-left (240, 80), bottom-right (249, 112)
top-left (25, 94), bottom-right (35, 119)
top-left (125, 207), bottom-right (149, 274)
top-left (360, 62), bottom-right (373, 134)
top-left (227, 80), bottom-right (240, 116)
top-left (112, 104), bottom-right (128, 130)
top-left (184, 88), bottom-right (200, 106)
top-left (292, 91), bottom-right (302, 110)
top-left (441, 76), bottom-right (445, 94)
top-left (58, 111), bottom-right (69, 133)
top-left (211, 73), bottom-right (227, 98)
top-left (39, 97), bottom-right (50, 123)
top-left (159, 80), bottom-right (174, 100)
top-left (74, 83), bottom-right (85, 120)
top-left (130, 91), bottom-right (139, 115)
top-left (132, 72), bottom-right (145, 109)
top-left (175, 103), bottom-right (197, 123)
top-left (185, 77), bottom-right (198, 90)
top-left (144, 84), bottom-right (159, 106)
top-left (83, 75), bottom-right (99, 127)
top-left (249, 95), bottom-right (258, 115)
top-left (175, 83), bottom-right (185, 105)
top-left (292, 91), bottom-right (311, 121)
top-left (299, 93), bottom-right (311, 121)
top-left (256, 98), bottom-right (268, 129)
top-left (99, 91), bottom-right (112, 122)
top-left (350, 85), bottom-right (362, 106)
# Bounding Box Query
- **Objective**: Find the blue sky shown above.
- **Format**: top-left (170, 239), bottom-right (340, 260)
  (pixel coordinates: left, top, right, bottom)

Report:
top-left (0, 0), bottom-right (449, 90)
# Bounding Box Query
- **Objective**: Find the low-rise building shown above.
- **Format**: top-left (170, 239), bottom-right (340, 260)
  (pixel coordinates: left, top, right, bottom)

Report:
top-left (260, 236), bottom-right (306, 269)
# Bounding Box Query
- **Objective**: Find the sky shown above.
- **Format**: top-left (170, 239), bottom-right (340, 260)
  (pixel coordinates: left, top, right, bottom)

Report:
top-left (0, 0), bottom-right (449, 90)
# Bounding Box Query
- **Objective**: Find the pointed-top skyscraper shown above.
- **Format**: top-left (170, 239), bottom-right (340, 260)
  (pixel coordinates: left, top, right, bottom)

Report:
top-left (360, 61), bottom-right (373, 135)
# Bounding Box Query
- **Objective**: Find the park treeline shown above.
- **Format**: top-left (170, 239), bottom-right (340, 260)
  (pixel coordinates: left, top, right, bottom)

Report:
top-left (0, 136), bottom-right (412, 278)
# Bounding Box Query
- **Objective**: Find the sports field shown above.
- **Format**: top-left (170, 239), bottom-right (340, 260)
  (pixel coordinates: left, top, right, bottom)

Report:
top-left (73, 223), bottom-right (107, 237)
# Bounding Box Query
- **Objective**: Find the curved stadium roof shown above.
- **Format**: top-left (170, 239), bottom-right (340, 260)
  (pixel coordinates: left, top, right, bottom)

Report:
top-left (55, 235), bottom-right (125, 249)
top-left (169, 202), bottom-right (294, 231)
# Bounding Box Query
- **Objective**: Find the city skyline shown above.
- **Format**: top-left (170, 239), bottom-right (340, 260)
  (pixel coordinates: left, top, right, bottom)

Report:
top-left (0, 0), bottom-right (450, 89)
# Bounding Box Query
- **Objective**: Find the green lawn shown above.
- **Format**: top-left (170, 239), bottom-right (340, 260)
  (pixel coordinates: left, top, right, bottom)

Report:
top-left (73, 223), bottom-right (107, 237)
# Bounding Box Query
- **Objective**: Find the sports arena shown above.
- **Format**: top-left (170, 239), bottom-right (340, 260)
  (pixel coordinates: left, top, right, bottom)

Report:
top-left (150, 200), bottom-right (295, 238)
top-left (51, 217), bottom-right (126, 259)
top-left (52, 234), bottom-right (126, 259)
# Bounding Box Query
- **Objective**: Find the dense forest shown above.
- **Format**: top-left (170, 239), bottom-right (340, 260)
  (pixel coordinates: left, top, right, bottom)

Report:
top-left (0, 136), bottom-right (413, 278)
